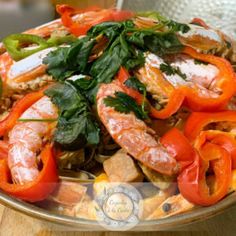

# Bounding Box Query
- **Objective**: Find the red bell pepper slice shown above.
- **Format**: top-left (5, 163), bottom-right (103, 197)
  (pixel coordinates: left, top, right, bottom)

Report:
top-left (0, 140), bottom-right (8, 160)
top-left (178, 131), bottom-right (232, 206)
top-left (117, 45), bottom-right (236, 118)
top-left (181, 47), bottom-right (236, 111)
top-left (57, 4), bottom-right (134, 37)
top-left (149, 89), bottom-right (185, 119)
top-left (184, 111), bottom-right (236, 142)
top-left (0, 144), bottom-right (58, 202)
top-left (0, 89), bottom-right (45, 137)
top-left (190, 18), bottom-right (210, 29)
top-left (117, 67), bottom-right (185, 119)
top-left (56, 4), bottom-right (101, 16)
top-left (160, 128), bottom-right (195, 170)
top-left (184, 111), bottom-right (236, 169)
top-left (117, 67), bottom-right (144, 104)
top-left (210, 133), bottom-right (236, 170)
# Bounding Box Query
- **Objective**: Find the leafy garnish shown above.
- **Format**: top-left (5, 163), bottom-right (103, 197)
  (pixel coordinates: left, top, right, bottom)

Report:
top-left (45, 83), bottom-right (100, 149)
top-left (194, 59), bottom-right (209, 66)
top-left (127, 31), bottom-right (184, 56)
top-left (166, 20), bottom-right (190, 34)
top-left (225, 40), bottom-right (232, 49)
top-left (124, 77), bottom-right (146, 93)
top-left (160, 63), bottom-right (187, 80)
top-left (137, 11), bottom-right (190, 33)
top-left (42, 17), bottom-right (186, 149)
top-left (47, 35), bottom-right (77, 46)
top-left (43, 37), bottom-right (95, 81)
top-left (44, 20), bottom-right (184, 86)
top-left (124, 77), bottom-right (147, 114)
top-left (104, 92), bottom-right (149, 120)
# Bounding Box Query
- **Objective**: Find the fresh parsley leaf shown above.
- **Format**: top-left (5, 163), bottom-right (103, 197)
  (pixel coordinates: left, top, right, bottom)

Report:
top-left (90, 37), bottom-right (127, 84)
top-left (160, 63), bottom-right (187, 80)
top-left (90, 33), bottom-right (143, 85)
top-left (125, 49), bottom-right (145, 70)
top-left (137, 11), bottom-right (190, 33)
top-left (225, 40), bottom-right (232, 49)
top-left (104, 92), bottom-right (149, 120)
top-left (43, 37), bottom-right (95, 81)
top-left (68, 75), bottom-right (97, 91)
top-left (45, 83), bottom-right (100, 149)
top-left (124, 77), bottom-right (146, 93)
top-left (127, 31), bottom-right (184, 56)
top-left (88, 22), bottom-right (124, 41)
top-left (194, 59), bottom-right (209, 65)
top-left (166, 20), bottom-right (190, 34)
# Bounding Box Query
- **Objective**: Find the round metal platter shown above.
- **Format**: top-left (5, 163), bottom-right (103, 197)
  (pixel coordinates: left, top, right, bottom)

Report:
top-left (0, 189), bottom-right (235, 231)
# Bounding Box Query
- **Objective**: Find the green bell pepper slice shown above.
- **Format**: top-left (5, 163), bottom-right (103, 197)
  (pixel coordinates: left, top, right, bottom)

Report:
top-left (3, 34), bottom-right (49, 61)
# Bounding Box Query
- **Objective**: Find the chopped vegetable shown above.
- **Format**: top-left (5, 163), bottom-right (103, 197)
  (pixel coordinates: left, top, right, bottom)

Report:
top-left (184, 111), bottom-right (236, 142)
top-left (57, 5), bottom-right (134, 37)
top-left (3, 34), bottom-right (49, 61)
top-left (137, 11), bottom-right (190, 33)
top-left (160, 63), bottom-right (187, 80)
top-left (181, 47), bottom-right (236, 111)
top-left (124, 76), bottom-right (146, 94)
top-left (161, 128), bottom-right (195, 171)
top-left (45, 83), bottom-right (100, 149)
top-left (47, 35), bottom-right (77, 46)
top-left (194, 59), bottom-right (209, 65)
top-left (44, 20), bottom-right (184, 103)
top-left (178, 131), bottom-right (232, 206)
top-left (43, 37), bottom-right (96, 81)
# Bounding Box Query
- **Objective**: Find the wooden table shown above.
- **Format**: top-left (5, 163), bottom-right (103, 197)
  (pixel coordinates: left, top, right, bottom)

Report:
top-left (0, 203), bottom-right (235, 236)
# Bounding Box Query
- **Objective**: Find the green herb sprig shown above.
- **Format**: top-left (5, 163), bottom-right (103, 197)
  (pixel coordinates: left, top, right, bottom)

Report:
top-left (104, 92), bottom-right (149, 121)
top-left (160, 63), bottom-right (187, 80)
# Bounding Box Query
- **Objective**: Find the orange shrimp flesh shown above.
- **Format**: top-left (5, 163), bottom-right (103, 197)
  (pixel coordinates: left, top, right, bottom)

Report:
top-left (8, 96), bottom-right (58, 184)
top-left (0, 53), bottom-right (13, 85)
top-left (97, 80), bottom-right (179, 176)
top-left (136, 53), bottom-right (221, 105)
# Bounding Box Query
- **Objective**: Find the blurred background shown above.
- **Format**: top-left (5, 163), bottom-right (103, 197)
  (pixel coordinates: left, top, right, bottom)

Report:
top-left (0, 0), bottom-right (114, 40)
top-left (0, 0), bottom-right (236, 39)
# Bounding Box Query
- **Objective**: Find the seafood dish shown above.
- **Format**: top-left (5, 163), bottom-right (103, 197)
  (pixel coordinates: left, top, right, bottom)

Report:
top-left (0, 4), bottom-right (236, 223)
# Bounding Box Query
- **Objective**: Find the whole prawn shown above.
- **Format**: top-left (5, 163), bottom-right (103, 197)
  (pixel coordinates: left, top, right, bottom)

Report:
top-left (8, 96), bottom-right (58, 184)
top-left (97, 80), bottom-right (179, 176)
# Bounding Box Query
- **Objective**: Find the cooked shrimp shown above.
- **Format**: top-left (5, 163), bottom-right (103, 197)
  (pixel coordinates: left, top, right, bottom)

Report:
top-left (147, 194), bottom-right (195, 220)
top-left (5, 48), bottom-right (56, 91)
top-left (136, 52), bottom-right (220, 103)
top-left (97, 80), bottom-right (179, 176)
top-left (178, 24), bottom-right (225, 52)
top-left (0, 53), bottom-right (13, 85)
top-left (25, 19), bottom-right (66, 39)
top-left (8, 96), bottom-right (58, 184)
top-left (134, 17), bottom-right (229, 53)
top-left (140, 184), bottom-right (177, 219)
